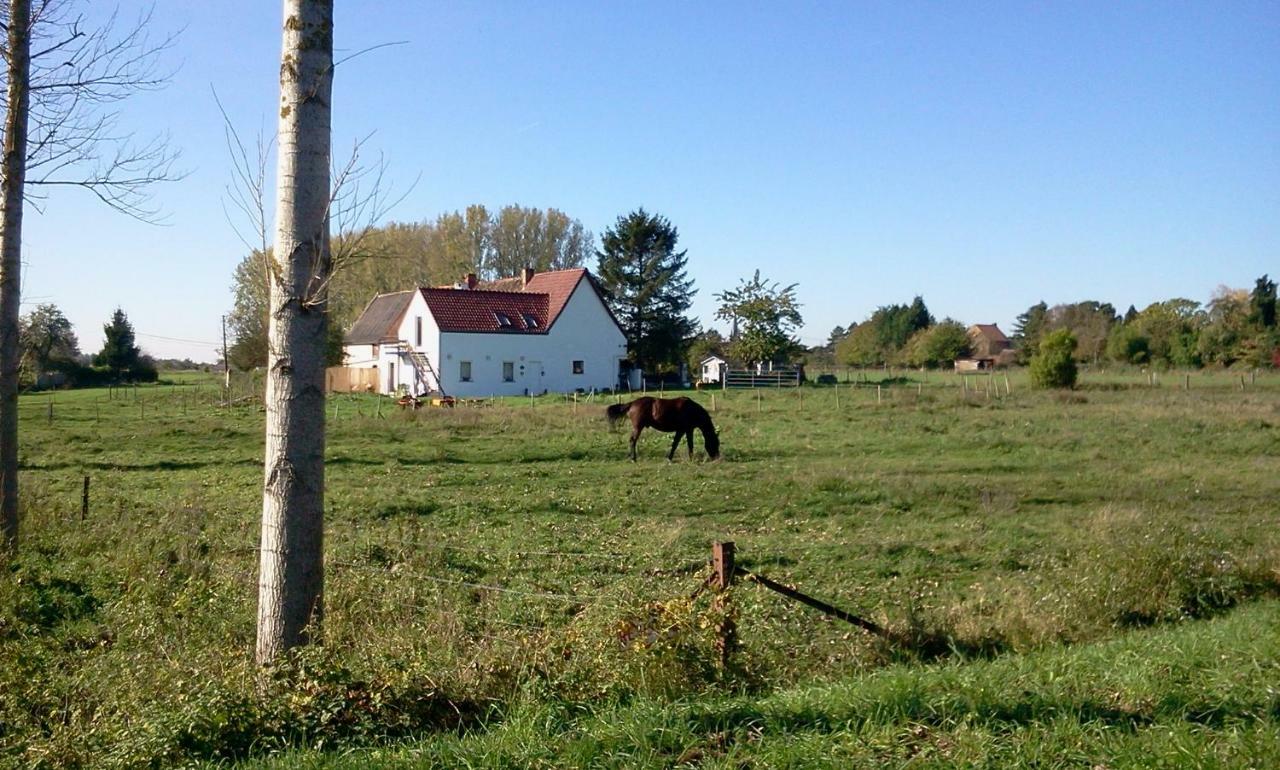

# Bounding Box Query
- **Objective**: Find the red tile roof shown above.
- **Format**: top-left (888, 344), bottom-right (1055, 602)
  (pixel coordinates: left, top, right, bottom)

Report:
top-left (419, 288), bottom-right (550, 333)
top-left (349, 268), bottom-right (614, 338)
top-left (523, 268), bottom-right (587, 327)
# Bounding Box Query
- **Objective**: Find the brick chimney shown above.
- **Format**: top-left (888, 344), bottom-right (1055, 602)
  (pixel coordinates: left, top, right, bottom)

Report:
top-left (521, 267), bottom-right (535, 288)
top-left (464, 272), bottom-right (478, 289)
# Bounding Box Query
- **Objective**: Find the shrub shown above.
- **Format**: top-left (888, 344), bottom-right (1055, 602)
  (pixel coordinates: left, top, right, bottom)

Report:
top-left (1029, 329), bottom-right (1078, 388)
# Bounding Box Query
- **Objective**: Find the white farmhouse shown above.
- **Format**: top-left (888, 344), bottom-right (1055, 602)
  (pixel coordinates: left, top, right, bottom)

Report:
top-left (342, 268), bottom-right (629, 397)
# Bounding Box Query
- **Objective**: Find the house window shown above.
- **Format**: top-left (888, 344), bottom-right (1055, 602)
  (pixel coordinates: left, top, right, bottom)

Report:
top-left (460, 361), bottom-right (472, 382)
top-left (414, 316), bottom-right (423, 346)
top-left (502, 361), bottom-right (514, 382)
top-left (522, 313), bottom-right (539, 329)
top-left (572, 360), bottom-right (584, 375)
top-left (494, 312), bottom-right (513, 328)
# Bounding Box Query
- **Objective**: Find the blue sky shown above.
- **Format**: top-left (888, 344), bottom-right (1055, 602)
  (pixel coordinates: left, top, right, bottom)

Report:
top-left (20, 1), bottom-right (1279, 361)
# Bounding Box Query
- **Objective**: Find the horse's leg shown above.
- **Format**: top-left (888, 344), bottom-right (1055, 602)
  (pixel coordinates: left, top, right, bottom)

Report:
top-left (686, 430), bottom-right (694, 459)
top-left (667, 430), bottom-right (683, 461)
top-left (629, 426), bottom-right (641, 461)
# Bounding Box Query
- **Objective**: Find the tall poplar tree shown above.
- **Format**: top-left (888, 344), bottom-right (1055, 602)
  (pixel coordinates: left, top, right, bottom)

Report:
top-left (256, 0), bottom-right (333, 665)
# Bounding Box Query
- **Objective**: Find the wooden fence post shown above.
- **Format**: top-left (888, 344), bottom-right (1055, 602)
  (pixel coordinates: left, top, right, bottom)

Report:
top-left (711, 541), bottom-right (737, 668)
top-left (47, 402), bottom-right (53, 425)
top-left (713, 541), bottom-right (735, 590)
top-left (81, 476), bottom-right (90, 521)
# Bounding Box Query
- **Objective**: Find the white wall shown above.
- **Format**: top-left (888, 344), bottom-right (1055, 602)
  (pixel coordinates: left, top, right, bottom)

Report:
top-left (356, 280), bottom-right (628, 397)
top-left (363, 292), bottom-right (443, 396)
top-left (343, 343), bottom-right (379, 368)
top-left (437, 279), bottom-right (627, 397)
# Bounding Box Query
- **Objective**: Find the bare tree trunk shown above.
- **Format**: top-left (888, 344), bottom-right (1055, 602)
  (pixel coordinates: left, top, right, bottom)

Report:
top-left (255, 0), bottom-right (333, 665)
top-left (0, 0), bottom-right (30, 554)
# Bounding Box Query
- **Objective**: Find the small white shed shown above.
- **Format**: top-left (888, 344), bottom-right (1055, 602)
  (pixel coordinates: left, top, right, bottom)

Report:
top-left (700, 355), bottom-right (727, 384)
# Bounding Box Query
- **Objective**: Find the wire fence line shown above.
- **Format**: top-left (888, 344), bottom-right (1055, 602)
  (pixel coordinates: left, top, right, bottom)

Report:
top-left (218, 541), bottom-right (690, 621)
top-left (329, 558), bottom-right (614, 604)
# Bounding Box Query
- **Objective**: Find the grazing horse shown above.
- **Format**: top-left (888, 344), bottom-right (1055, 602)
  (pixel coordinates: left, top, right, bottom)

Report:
top-left (606, 396), bottom-right (720, 461)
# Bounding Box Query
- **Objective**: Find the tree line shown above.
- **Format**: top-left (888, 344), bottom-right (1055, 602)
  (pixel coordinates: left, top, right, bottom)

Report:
top-left (226, 204), bottom-right (596, 369)
top-left (16, 304), bottom-right (157, 388)
top-left (227, 205), bottom-right (809, 380)
top-left (1009, 275), bottom-right (1277, 369)
top-left (801, 274), bottom-right (1278, 373)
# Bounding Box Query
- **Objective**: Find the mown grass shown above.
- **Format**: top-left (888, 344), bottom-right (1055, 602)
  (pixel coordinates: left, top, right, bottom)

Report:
top-left (0, 368), bottom-right (1277, 767)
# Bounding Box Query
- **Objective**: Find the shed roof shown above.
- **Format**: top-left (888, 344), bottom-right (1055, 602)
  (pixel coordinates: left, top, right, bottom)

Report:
top-left (344, 291), bottom-right (414, 344)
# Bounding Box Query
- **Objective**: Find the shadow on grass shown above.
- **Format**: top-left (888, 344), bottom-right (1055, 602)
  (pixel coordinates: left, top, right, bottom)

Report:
top-left (683, 693), bottom-right (1158, 739)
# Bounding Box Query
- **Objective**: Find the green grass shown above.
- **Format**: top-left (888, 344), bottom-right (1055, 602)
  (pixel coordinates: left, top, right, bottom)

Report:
top-left (1, 368), bottom-right (1277, 767)
top-left (234, 599), bottom-right (1280, 769)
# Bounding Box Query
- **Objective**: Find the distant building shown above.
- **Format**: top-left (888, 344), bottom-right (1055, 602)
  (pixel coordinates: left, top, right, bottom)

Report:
top-left (955, 323), bottom-right (1017, 371)
top-left (967, 324), bottom-right (1013, 358)
top-left (699, 355), bottom-right (727, 384)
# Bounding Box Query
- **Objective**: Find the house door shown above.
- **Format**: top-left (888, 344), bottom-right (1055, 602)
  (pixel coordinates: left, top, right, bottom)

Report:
top-left (526, 360), bottom-right (543, 394)
top-left (387, 362), bottom-right (396, 394)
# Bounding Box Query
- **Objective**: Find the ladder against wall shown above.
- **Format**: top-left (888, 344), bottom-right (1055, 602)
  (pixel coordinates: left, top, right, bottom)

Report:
top-left (394, 342), bottom-right (445, 397)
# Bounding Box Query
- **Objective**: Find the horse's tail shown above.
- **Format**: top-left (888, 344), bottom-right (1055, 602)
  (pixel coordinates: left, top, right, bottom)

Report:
top-left (605, 401), bottom-right (632, 428)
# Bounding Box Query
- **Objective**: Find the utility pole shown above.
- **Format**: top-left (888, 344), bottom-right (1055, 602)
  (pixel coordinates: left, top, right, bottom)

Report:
top-left (222, 314), bottom-right (231, 391)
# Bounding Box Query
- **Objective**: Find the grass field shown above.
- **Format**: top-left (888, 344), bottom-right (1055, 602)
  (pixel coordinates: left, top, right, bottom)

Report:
top-left (1, 368), bottom-right (1277, 767)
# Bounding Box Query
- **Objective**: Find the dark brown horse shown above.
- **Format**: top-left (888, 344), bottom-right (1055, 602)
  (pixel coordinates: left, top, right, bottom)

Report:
top-left (606, 396), bottom-right (720, 461)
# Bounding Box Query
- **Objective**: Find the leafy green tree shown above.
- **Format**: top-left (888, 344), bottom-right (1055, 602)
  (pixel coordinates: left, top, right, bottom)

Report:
top-left (94, 308), bottom-right (142, 378)
top-left (686, 328), bottom-right (724, 376)
top-left (1013, 301), bottom-right (1049, 362)
top-left (906, 295), bottom-right (933, 333)
top-left (595, 209), bottom-right (697, 374)
top-left (1249, 274), bottom-right (1276, 329)
top-left (1197, 286), bottom-right (1250, 366)
top-left (714, 270), bottom-right (803, 367)
top-left (1029, 329), bottom-right (1078, 389)
top-left (488, 205), bottom-right (594, 279)
top-left (826, 325), bottom-right (853, 350)
top-left (18, 303), bottom-right (79, 380)
top-left (904, 319), bottom-right (970, 368)
top-left (227, 249), bottom-right (270, 370)
top-left (835, 322), bottom-right (880, 367)
top-left (1105, 323), bottom-right (1150, 364)
top-left (1130, 299), bottom-right (1204, 367)
top-left (1046, 301), bottom-right (1117, 363)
